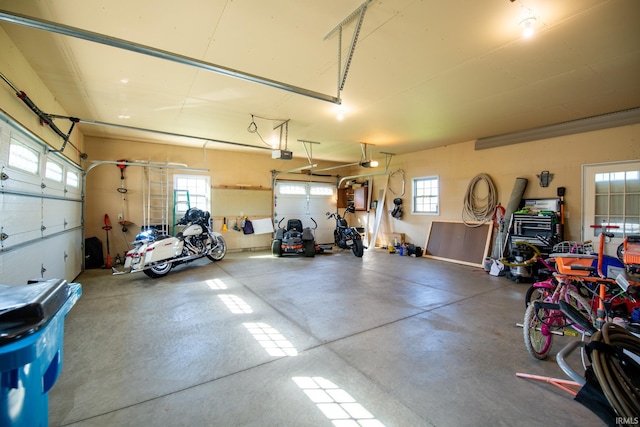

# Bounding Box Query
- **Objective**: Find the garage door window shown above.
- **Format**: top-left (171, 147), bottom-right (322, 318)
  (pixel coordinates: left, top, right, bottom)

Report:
top-left (66, 170), bottom-right (79, 188)
top-left (310, 185), bottom-right (334, 196)
top-left (8, 138), bottom-right (39, 174)
top-left (45, 160), bottom-right (63, 182)
top-left (278, 183), bottom-right (307, 195)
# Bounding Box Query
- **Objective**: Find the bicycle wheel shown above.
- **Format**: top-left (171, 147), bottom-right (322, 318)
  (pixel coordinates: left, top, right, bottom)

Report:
top-left (523, 302), bottom-right (554, 360)
top-left (525, 284), bottom-right (553, 308)
top-left (565, 290), bottom-right (595, 334)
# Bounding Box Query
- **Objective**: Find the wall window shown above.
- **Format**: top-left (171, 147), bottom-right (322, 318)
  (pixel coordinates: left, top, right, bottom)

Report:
top-left (413, 176), bottom-right (439, 214)
top-left (8, 137), bottom-right (39, 174)
top-left (45, 160), bottom-right (64, 182)
top-left (594, 170), bottom-right (640, 236)
top-left (174, 174), bottom-right (210, 212)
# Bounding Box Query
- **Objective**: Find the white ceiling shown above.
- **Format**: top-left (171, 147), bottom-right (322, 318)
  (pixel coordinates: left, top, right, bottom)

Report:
top-left (0, 0), bottom-right (639, 165)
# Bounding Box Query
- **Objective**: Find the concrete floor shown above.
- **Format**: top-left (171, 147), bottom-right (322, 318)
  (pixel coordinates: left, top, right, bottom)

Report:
top-left (49, 248), bottom-right (606, 426)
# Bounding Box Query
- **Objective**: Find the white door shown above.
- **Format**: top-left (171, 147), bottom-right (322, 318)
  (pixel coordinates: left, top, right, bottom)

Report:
top-left (273, 181), bottom-right (336, 244)
top-left (583, 161), bottom-right (640, 257)
top-left (0, 114), bottom-right (84, 286)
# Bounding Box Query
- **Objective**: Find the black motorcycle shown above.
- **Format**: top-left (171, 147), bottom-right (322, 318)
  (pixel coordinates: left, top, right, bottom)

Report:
top-left (327, 204), bottom-right (364, 257)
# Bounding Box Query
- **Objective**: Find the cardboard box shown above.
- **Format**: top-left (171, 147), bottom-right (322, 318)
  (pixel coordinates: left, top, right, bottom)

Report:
top-left (388, 233), bottom-right (405, 246)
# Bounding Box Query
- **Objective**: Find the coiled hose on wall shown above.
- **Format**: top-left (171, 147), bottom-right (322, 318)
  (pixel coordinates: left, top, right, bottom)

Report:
top-left (588, 322), bottom-right (640, 418)
top-left (462, 173), bottom-right (498, 226)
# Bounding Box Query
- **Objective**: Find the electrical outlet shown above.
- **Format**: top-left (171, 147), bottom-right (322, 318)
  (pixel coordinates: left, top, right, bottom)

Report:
top-left (118, 214), bottom-right (123, 221)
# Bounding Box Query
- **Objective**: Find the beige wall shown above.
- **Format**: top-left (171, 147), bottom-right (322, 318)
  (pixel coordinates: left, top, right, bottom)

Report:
top-left (370, 124), bottom-right (639, 250)
top-left (0, 26), bottom-right (85, 164)
top-left (83, 136), bottom-right (343, 257)
top-left (84, 122), bottom-right (639, 259)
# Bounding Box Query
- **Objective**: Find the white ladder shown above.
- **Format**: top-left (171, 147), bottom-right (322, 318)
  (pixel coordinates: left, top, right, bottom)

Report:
top-left (143, 166), bottom-right (169, 234)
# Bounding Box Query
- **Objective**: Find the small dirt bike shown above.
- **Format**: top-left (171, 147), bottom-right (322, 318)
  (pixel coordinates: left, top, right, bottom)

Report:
top-left (112, 208), bottom-right (226, 278)
top-left (327, 204), bottom-right (364, 257)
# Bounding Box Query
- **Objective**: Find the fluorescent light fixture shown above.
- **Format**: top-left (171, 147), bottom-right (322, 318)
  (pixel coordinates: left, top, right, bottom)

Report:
top-left (475, 107), bottom-right (640, 150)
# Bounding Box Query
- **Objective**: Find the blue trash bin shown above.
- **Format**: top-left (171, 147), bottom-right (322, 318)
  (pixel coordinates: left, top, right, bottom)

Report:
top-left (0, 279), bottom-right (82, 427)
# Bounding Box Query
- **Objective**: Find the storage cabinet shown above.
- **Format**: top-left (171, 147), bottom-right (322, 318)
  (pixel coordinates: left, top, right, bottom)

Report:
top-left (337, 188), bottom-right (354, 208)
top-left (354, 186), bottom-right (368, 211)
top-left (337, 185), bottom-right (368, 210)
top-left (509, 213), bottom-right (561, 253)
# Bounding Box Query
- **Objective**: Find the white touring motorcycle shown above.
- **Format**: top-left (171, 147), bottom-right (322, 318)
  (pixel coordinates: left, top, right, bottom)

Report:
top-left (112, 208), bottom-right (226, 278)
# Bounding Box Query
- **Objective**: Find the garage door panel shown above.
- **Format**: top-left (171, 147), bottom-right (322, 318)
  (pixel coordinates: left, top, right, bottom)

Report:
top-left (0, 243), bottom-right (45, 285)
top-left (0, 232), bottom-right (81, 285)
top-left (0, 166), bottom-right (43, 194)
top-left (64, 229), bottom-right (84, 280)
top-left (1, 114), bottom-right (84, 284)
top-left (274, 181), bottom-right (336, 245)
top-left (43, 198), bottom-right (82, 235)
top-left (0, 193), bottom-right (42, 248)
top-left (40, 235), bottom-right (70, 280)
top-left (42, 181), bottom-right (66, 198)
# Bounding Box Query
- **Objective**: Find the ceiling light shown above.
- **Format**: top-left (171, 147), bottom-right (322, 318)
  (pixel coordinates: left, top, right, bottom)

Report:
top-left (359, 160), bottom-right (379, 168)
top-left (358, 142), bottom-right (378, 168)
top-left (520, 17), bottom-right (536, 38)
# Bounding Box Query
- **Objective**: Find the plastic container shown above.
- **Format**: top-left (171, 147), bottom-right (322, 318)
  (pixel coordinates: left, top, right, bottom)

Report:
top-left (0, 279), bottom-right (82, 427)
top-left (553, 255), bottom-right (597, 276)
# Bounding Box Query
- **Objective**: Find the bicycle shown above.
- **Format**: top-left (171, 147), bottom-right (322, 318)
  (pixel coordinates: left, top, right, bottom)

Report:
top-left (523, 276), bottom-right (594, 359)
top-left (522, 232), bottom-right (616, 360)
top-left (518, 227), bottom-right (640, 422)
top-left (524, 225), bottom-right (639, 360)
top-left (519, 275), bottom-right (640, 421)
top-left (555, 225), bottom-right (639, 328)
top-left (519, 240), bottom-right (595, 307)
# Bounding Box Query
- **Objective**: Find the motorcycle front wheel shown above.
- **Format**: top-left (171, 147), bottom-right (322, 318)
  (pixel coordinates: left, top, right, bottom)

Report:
top-left (144, 261), bottom-right (173, 278)
top-left (207, 235), bottom-right (227, 261)
top-left (352, 238), bottom-right (364, 257)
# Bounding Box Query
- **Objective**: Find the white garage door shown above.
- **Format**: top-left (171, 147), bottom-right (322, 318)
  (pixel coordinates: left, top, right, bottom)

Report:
top-left (274, 180), bottom-right (336, 244)
top-left (0, 114), bottom-right (83, 286)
